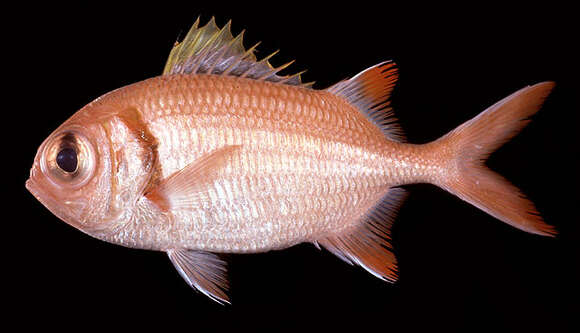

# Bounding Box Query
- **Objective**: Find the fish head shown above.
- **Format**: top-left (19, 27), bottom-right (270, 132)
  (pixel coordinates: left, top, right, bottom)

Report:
top-left (26, 107), bottom-right (117, 233)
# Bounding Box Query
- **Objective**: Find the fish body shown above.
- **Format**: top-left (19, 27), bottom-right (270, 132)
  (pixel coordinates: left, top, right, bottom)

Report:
top-left (26, 18), bottom-right (556, 304)
top-left (63, 73), bottom-right (435, 252)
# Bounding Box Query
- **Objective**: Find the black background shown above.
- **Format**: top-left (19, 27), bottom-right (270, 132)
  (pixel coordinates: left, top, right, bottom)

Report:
top-left (8, 2), bottom-right (579, 332)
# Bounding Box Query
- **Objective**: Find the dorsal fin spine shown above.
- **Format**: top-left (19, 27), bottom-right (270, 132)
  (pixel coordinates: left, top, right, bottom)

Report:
top-left (257, 60), bottom-right (296, 81)
top-left (188, 40), bottom-right (211, 74)
top-left (240, 50), bottom-right (280, 79)
top-left (278, 70), bottom-right (308, 85)
top-left (206, 26), bottom-right (241, 75)
top-left (163, 18), bottom-right (309, 88)
top-left (222, 41), bottom-right (260, 76)
top-left (189, 24), bottom-right (228, 74)
top-left (207, 39), bottom-right (232, 74)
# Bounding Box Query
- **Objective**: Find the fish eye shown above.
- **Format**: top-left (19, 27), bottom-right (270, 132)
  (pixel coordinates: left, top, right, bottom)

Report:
top-left (56, 148), bottom-right (78, 173)
top-left (40, 130), bottom-right (96, 188)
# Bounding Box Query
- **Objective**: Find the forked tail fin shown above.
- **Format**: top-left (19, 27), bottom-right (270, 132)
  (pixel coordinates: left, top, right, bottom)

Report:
top-left (434, 82), bottom-right (556, 236)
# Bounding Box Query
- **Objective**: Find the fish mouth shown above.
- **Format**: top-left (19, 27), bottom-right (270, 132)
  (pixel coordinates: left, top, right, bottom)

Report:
top-left (26, 178), bottom-right (57, 213)
top-left (26, 177), bottom-right (76, 226)
top-left (25, 178), bottom-right (43, 203)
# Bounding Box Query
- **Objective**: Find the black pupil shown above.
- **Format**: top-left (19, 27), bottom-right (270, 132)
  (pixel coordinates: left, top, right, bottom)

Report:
top-left (56, 148), bottom-right (78, 172)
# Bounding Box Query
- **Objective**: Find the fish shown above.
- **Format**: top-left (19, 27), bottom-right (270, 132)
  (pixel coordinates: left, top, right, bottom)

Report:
top-left (26, 17), bottom-right (557, 304)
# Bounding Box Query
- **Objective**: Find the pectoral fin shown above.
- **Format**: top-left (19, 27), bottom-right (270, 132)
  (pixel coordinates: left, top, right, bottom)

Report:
top-left (145, 145), bottom-right (242, 211)
top-left (167, 249), bottom-right (230, 304)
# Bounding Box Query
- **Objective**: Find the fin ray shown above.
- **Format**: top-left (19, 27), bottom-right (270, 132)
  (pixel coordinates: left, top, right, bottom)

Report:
top-left (318, 187), bottom-right (407, 282)
top-left (167, 249), bottom-right (230, 304)
top-left (144, 145), bottom-right (242, 211)
top-left (327, 61), bottom-right (404, 141)
top-left (436, 82), bottom-right (557, 236)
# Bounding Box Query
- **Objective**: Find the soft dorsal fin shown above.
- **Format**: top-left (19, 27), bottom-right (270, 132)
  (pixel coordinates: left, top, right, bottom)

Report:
top-left (317, 187), bottom-right (407, 282)
top-left (327, 61), bottom-right (404, 142)
top-left (167, 249), bottom-right (230, 304)
top-left (163, 17), bottom-right (311, 87)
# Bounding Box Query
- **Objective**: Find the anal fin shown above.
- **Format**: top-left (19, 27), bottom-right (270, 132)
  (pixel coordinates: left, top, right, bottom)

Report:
top-left (318, 187), bottom-right (407, 282)
top-left (167, 249), bottom-right (230, 304)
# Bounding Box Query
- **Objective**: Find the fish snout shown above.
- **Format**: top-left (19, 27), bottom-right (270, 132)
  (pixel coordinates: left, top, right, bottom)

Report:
top-left (25, 177), bottom-right (35, 196)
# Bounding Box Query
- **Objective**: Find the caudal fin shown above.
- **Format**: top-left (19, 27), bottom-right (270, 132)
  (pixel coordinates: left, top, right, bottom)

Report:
top-left (436, 82), bottom-right (556, 236)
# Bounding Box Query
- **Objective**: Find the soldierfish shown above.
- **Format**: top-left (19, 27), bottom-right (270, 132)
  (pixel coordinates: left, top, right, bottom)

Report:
top-left (26, 18), bottom-right (556, 304)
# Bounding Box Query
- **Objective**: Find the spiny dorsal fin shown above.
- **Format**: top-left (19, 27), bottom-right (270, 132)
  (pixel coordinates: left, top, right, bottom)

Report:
top-left (163, 17), bottom-right (311, 88)
top-left (327, 61), bottom-right (404, 142)
top-left (317, 187), bottom-right (407, 282)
